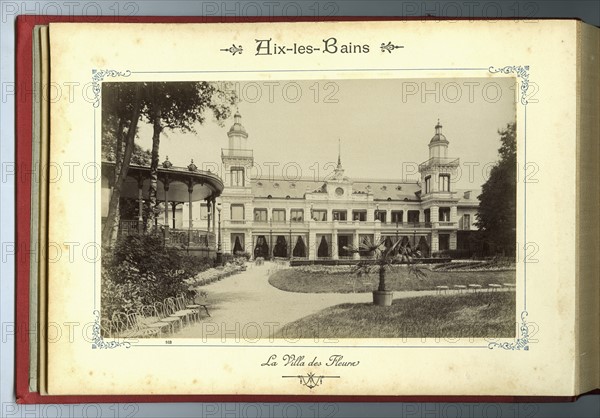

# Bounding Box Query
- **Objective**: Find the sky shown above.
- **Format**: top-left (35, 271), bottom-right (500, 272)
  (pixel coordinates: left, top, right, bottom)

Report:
top-left (135, 77), bottom-right (516, 190)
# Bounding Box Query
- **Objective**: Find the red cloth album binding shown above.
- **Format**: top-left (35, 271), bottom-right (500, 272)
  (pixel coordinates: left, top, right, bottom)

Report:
top-left (14, 14), bottom-right (594, 404)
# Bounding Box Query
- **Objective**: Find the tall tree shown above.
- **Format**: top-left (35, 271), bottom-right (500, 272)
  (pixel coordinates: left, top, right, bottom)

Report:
top-left (101, 83), bottom-right (143, 247)
top-left (101, 113), bottom-right (151, 166)
top-left (141, 82), bottom-right (236, 230)
top-left (475, 123), bottom-right (517, 256)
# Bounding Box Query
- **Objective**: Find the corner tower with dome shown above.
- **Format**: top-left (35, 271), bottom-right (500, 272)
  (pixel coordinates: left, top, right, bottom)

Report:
top-left (219, 110), bottom-right (255, 255)
top-left (217, 113), bottom-right (479, 261)
top-left (418, 120), bottom-right (461, 252)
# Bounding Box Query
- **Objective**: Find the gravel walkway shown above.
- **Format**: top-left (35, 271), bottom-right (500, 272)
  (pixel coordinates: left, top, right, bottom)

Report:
top-left (174, 262), bottom-right (469, 340)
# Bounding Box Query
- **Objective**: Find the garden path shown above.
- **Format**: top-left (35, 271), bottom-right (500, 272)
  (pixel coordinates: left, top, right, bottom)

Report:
top-left (174, 262), bottom-right (447, 340)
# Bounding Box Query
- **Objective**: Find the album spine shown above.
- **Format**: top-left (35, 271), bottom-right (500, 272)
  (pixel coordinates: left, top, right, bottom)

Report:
top-left (14, 15), bottom-right (36, 405)
top-left (575, 21), bottom-right (600, 396)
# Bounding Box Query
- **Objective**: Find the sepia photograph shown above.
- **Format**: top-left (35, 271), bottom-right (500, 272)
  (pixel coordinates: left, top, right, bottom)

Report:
top-left (99, 77), bottom-right (517, 341)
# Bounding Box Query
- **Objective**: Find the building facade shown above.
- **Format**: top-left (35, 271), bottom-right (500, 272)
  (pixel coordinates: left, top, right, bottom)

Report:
top-left (215, 112), bottom-right (479, 260)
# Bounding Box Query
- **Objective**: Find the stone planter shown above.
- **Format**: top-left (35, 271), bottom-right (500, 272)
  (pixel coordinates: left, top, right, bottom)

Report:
top-left (372, 290), bottom-right (394, 306)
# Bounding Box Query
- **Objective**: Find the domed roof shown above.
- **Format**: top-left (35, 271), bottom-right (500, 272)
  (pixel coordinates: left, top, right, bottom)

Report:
top-left (430, 133), bottom-right (447, 142)
top-left (430, 120), bottom-right (448, 144)
top-left (228, 110), bottom-right (248, 138)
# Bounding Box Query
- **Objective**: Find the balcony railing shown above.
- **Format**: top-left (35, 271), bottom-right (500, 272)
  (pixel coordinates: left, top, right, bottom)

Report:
top-left (418, 157), bottom-right (460, 171)
top-left (437, 221), bottom-right (457, 228)
top-left (119, 219), bottom-right (140, 235)
top-left (380, 222), bottom-right (432, 228)
top-left (221, 148), bottom-right (253, 158)
top-left (168, 229), bottom-right (216, 248)
top-left (117, 220), bottom-right (215, 248)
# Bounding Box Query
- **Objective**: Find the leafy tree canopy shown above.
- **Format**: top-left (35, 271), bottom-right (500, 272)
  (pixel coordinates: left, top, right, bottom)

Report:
top-left (140, 81), bottom-right (237, 132)
top-left (101, 113), bottom-right (151, 166)
top-left (475, 123), bottom-right (517, 256)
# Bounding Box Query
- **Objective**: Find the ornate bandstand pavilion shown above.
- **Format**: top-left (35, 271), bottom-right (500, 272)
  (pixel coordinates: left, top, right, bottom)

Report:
top-left (101, 159), bottom-right (224, 256)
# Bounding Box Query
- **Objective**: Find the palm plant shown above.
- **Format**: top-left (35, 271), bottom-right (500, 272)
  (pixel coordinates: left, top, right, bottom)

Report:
top-left (344, 236), bottom-right (426, 294)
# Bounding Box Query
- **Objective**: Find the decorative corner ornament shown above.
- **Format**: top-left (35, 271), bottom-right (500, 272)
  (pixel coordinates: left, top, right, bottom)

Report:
top-left (91, 69), bottom-right (132, 108)
top-left (282, 373), bottom-right (340, 389)
top-left (91, 310), bottom-right (132, 349)
top-left (488, 65), bottom-right (530, 105)
top-left (220, 44), bottom-right (243, 56)
top-left (380, 42), bottom-right (404, 53)
top-left (488, 311), bottom-right (531, 351)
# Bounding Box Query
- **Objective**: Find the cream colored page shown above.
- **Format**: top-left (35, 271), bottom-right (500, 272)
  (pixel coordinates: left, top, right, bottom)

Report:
top-left (48, 20), bottom-right (578, 396)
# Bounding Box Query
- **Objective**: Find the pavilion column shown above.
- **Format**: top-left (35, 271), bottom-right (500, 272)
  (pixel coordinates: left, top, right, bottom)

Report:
top-left (171, 202), bottom-right (177, 229)
top-left (163, 181), bottom-right (170, 231)
top-left (207, 198), bottom-right (211, 232)
top-left (137, 177), bottom-right (144, 233)
top-left (188, 182), bottom-right (194, 244)
top-left (212, 198), bottom-right (216, 235)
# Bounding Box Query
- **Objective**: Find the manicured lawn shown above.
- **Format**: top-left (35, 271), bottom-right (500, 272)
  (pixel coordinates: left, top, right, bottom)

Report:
top-left (274, 292), bottom-right (516, 339)
top-left (268, 267), bottom-right (515, 293)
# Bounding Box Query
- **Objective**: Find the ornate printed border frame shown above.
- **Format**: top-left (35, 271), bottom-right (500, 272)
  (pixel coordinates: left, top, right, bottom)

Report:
top-left (489, 311), bottom-right (530, 351)
top-left (89, 65), bottom-right (533, 354)
top-left (489, 65), bottom-right (530, 105)
top-left (91, 310), bottom-right (131, 349)
top-left (91, 69), bottom-right (131, 107)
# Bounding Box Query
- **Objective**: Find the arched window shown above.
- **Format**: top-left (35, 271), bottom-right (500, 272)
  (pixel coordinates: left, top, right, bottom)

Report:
top-left (293, 236), bottom-right (307, 257)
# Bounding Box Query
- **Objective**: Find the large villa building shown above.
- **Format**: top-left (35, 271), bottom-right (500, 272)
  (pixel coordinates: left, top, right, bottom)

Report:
top-left (179, 111), bottom-right (480, 260)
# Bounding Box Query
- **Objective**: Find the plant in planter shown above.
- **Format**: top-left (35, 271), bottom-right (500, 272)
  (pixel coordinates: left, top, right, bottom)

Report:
top-left (344, 237), bottom-right (426, 306)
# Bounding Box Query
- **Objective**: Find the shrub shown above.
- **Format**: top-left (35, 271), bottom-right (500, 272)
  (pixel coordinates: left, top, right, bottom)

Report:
top-left (234, 251), bottom-right (251, 260)
top-left (294, 265), bottom-right (354, 274)
top-left (232, 256), bottom-right (247, 267)
top-left (432, 256), bottom-right (516, 272)
top-left (435, 249), bottom-right (474, 259)
top-left (180, 255), bottom-right (213, 277)
top-left (220, 253), bottom-right (234, 265)
top-left (101, 234), bottom-right (212, 321)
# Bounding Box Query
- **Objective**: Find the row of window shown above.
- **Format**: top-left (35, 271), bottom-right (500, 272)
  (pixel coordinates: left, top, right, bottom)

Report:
top-left (202, 203), bottom-right (470, 227)
top-left (375, 210), bottom-right (417, 223)
top-left (230, 206), bottom-right (425, 223)
top-left (423, 207), bottom-right (452, 223)
top-left (424, 174), bottom-right (451, 194)
top-left (253, 208), bottom-right (304, 222)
